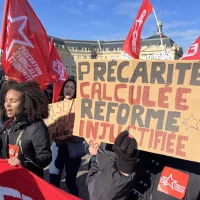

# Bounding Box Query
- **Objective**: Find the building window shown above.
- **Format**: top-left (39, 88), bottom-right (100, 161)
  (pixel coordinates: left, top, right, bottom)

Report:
top-left (105, 56), bottom-right (107, 59)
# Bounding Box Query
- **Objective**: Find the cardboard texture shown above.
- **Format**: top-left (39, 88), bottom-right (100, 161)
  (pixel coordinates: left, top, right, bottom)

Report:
top-left (73, 59), bottom-right (200, 162)
top-left (44, 99), bottom-right (76, 140)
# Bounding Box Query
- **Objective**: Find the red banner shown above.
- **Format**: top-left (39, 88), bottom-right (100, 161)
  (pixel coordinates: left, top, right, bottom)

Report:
top-left (0, 0), bottom-right (51, 89)
top-left (0, 159), bottom-right (80, 200)
top-left (48, 38), bottom-right (68, 102)
top-left (180, 36), bottom-right (200, 60)
top-left (122, 0), bottom-right (152, 59)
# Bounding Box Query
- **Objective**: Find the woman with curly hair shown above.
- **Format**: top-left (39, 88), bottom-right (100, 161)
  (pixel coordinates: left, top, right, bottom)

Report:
top-left (0, 81), bottom-right (52, 178)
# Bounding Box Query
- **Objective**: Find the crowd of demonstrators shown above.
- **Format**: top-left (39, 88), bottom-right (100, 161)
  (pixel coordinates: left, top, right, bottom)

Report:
top-left (87, 131), bottom-right (200, 200)
top-left (0, 72), bottom-right (97, 198)
top-left (49, 75), bottom-right (97, 197)
top-left (2, 73), bottom-right (200, 200)
top-left (0, 81), bottom-right (52, 178)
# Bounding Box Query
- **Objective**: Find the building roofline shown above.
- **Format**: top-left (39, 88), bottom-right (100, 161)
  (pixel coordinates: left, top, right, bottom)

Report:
top-left (48, 35), bottom-right (124, 44)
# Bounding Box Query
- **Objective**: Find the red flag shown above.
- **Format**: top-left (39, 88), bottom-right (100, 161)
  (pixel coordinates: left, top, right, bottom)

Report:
top-left (0, 159), bottom-right (80, 200)
top-left (122, 0), bottom-right (153, 59)
top-left (0, 0), bottom-right (51, 89)
top-left (180, 36), bottom-right (200, 60)
top-left (48, 39), bottom-right (68, 103)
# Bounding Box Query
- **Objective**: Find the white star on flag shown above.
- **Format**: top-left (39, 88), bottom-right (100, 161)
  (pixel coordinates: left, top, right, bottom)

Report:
top-left (6, 14), bottom-right (34, 60)
top-left (163, 174), bottom-right (178, 189)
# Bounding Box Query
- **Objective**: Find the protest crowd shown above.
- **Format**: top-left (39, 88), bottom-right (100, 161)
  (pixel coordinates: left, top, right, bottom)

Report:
top-left (0, 0), bottom-right (200, 200)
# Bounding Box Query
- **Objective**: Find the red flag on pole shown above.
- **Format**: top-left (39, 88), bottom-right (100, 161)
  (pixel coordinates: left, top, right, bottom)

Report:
top-left (0, 0), bottom-right (51, 89)
top-left (48, 38), bottom-right (68, 103)
top-left (122, 0), bottom-right (153, 59)
top-left (180, 36), bottom-right (200, 60)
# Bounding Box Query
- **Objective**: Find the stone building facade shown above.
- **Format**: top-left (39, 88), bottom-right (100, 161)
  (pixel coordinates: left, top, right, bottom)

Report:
top-left (50, 22), bottom-right (183, 76)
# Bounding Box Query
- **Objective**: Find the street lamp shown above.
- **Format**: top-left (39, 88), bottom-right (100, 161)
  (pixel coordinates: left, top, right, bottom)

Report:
top-left (91, 45), bottom-right (97, 59)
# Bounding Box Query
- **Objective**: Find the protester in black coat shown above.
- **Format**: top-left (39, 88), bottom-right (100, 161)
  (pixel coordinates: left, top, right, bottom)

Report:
top-left (87, 131), bottom-right (138, 200)
top-left (49, 77), bottom-right (82, 197)
top-left (49, 76), bottom-right (97, 197)
top-left (0, 81), bottom-right (51, 178)
top-left (87, 131), bottom-right (200, 200)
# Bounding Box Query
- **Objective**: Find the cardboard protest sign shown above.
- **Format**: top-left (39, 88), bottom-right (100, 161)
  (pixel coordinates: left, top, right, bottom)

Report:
top-left (44, 99), bottom-right (76, 140)
top-left (73, 59), bottom-right (200, 162)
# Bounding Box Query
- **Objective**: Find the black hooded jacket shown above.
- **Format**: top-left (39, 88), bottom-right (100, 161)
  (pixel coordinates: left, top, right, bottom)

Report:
top-left (0, 116), bottom-right (52, 177)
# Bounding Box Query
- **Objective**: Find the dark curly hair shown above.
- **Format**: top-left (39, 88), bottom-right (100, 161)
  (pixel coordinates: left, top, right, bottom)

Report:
top-left (3, 81), bottom-right (49, 122)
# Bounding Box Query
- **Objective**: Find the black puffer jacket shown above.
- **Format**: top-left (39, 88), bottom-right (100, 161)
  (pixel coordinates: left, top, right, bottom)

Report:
top-left (0, 117), bottom-right (52, 177)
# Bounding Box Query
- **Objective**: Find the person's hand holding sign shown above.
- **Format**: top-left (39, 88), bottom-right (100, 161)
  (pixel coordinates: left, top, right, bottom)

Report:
top-left (8, 157), bottom-right (21, 167)
top-left (89, 146), bottom-right (98, 156)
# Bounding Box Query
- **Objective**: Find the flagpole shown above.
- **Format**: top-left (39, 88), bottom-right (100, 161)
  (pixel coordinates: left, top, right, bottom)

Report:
top-left (0, 0), bottom-right (10, 50)
top-left (152, 9), bottom-right (164, 56)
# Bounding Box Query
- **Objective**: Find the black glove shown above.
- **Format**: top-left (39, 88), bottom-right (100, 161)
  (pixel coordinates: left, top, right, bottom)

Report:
top-left (113, 130), bottom-right (138, 174)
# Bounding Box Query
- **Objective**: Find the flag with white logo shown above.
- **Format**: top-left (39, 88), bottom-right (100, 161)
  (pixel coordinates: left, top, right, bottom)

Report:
top-left (122, 0), bottom-right (153, 59)
top-left (180, 36), bottom-right (200, 60)
top-left (158, 167), bottom-right (189, 199)
top-left (0, 0), bottom-right (51, 89)
top-left (48, 38), bottom-right (68, 103)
